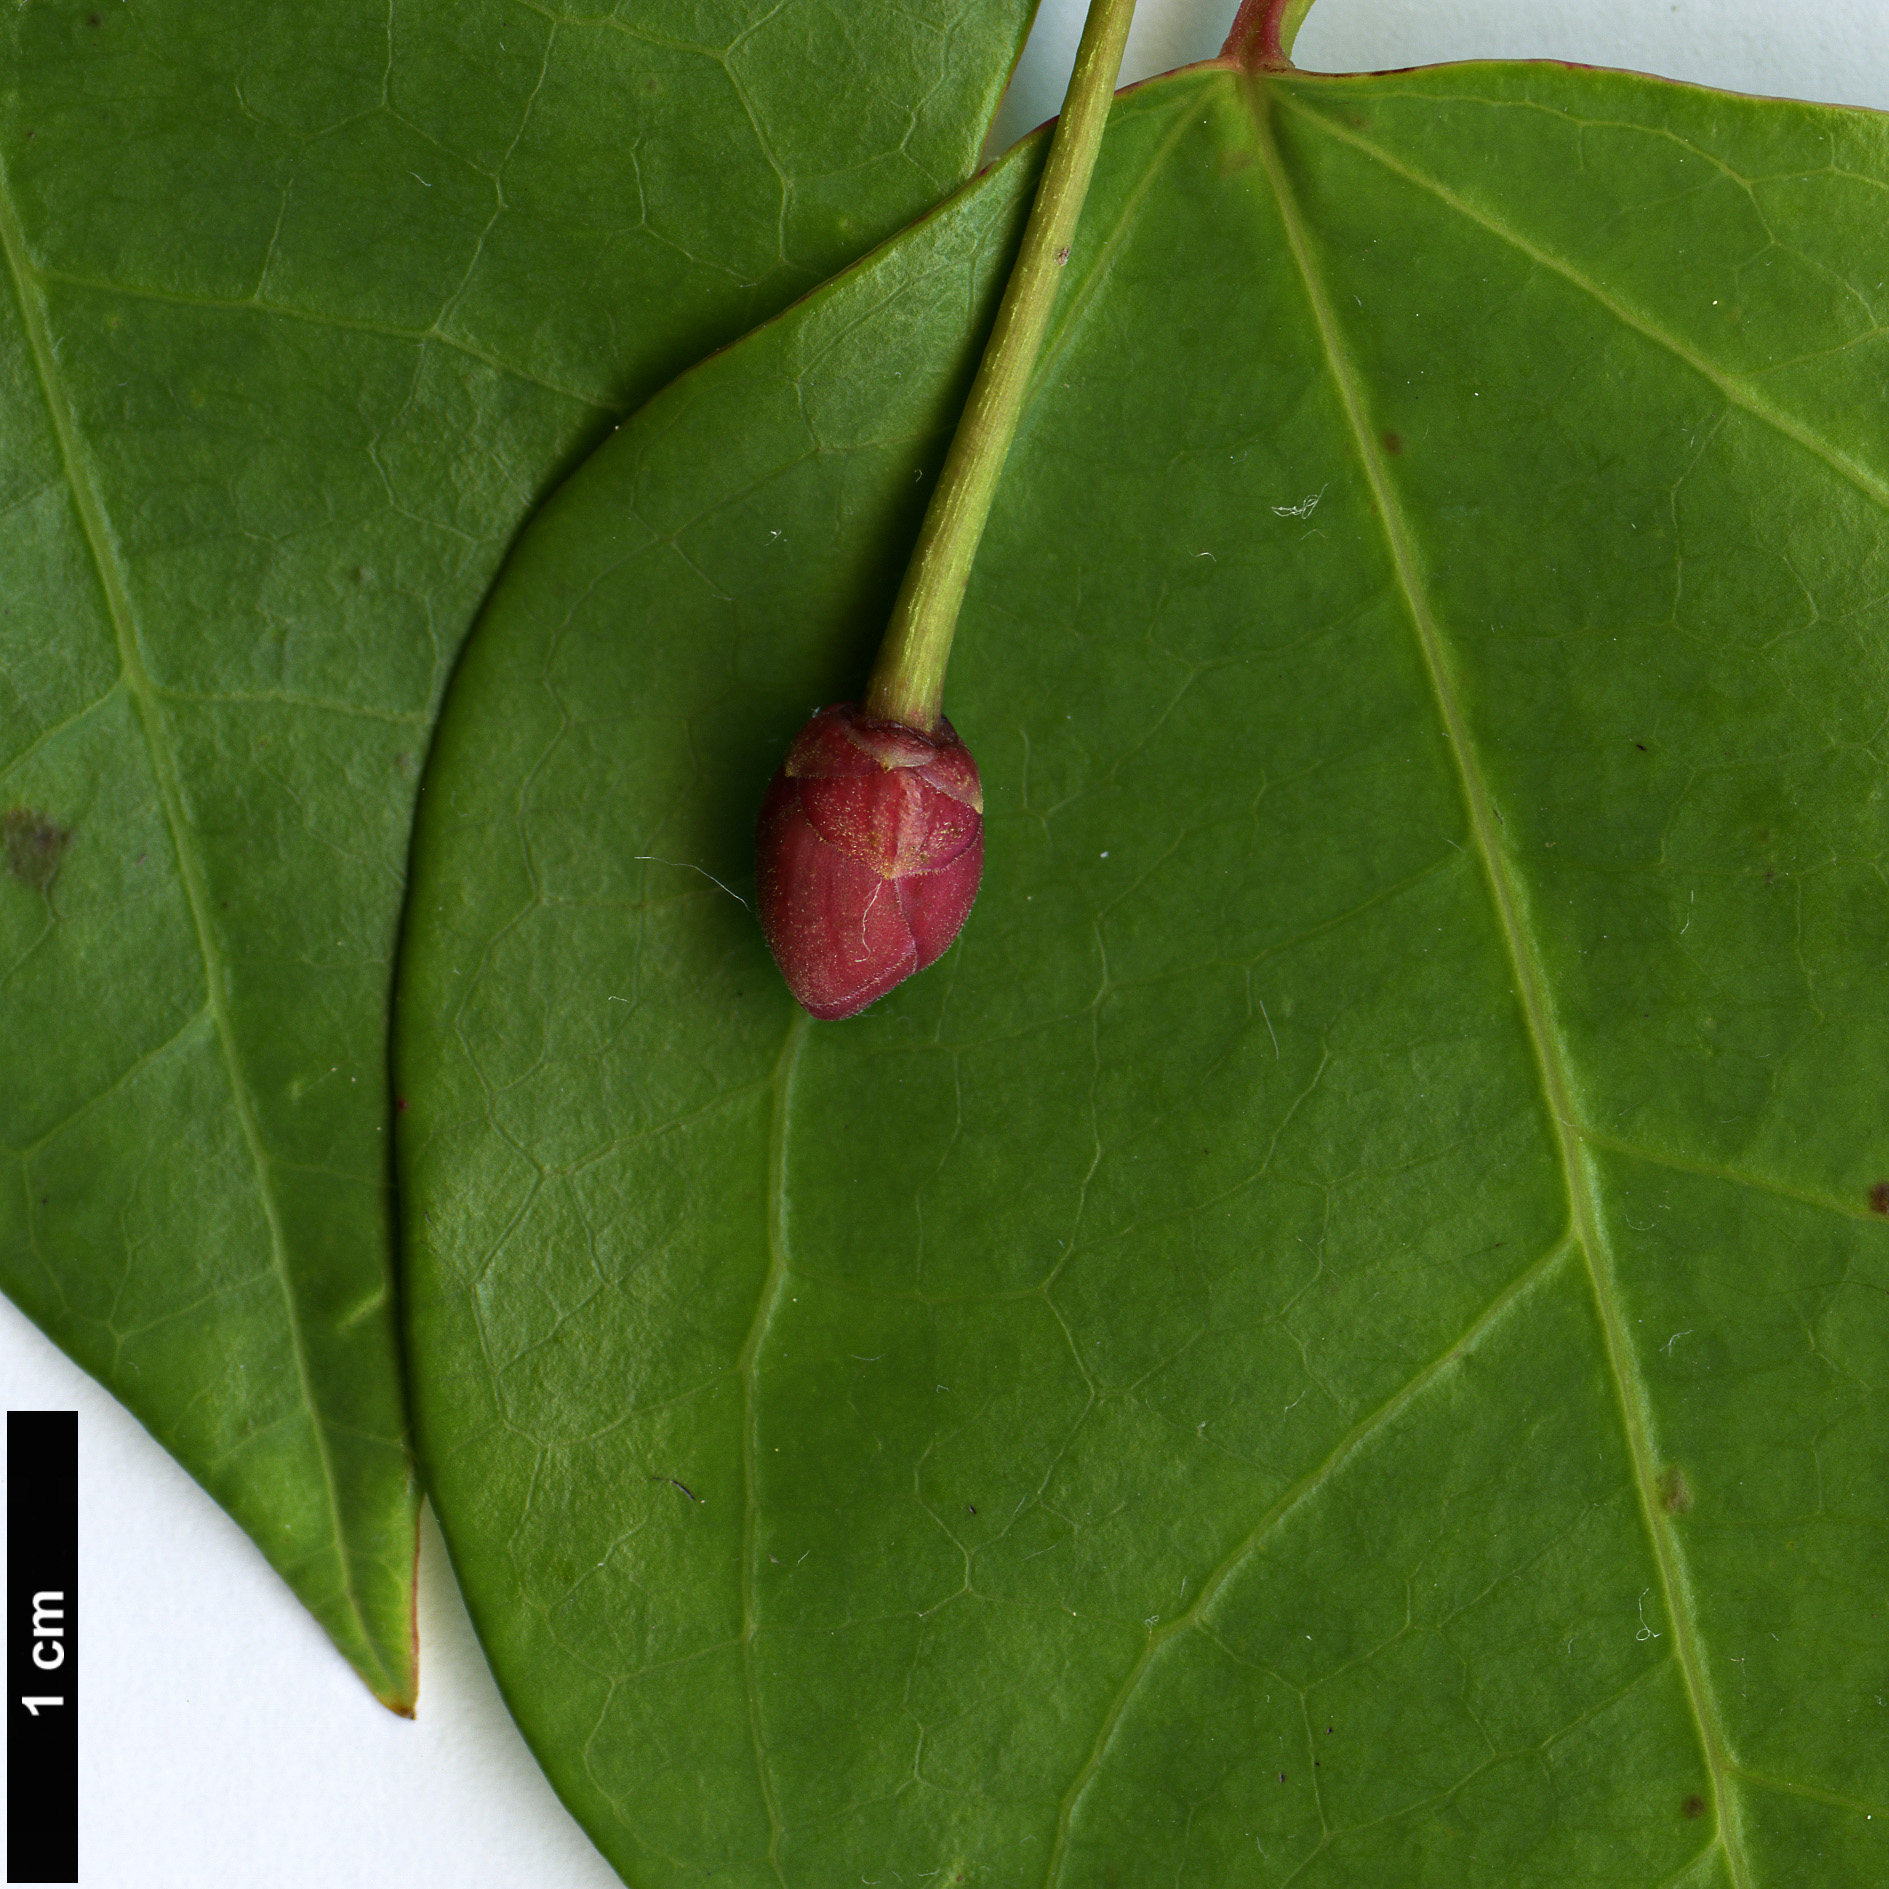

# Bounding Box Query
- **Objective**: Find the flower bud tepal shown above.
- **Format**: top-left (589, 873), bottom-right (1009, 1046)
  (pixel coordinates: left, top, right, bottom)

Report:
top-left (755, 704), bottom-right (984, 1020)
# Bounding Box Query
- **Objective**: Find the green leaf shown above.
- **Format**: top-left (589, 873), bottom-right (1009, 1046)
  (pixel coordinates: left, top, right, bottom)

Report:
top-left (398, 57), bottom-right (1889, 1881)
top-left (0, 0), bottom-right (1036, 1708)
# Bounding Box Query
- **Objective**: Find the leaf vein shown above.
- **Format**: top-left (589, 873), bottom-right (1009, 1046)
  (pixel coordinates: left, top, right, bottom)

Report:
top-left (30, 266), bottom-right (611, 410)
top-left (1040, 1233), bottom-right (1572, 1884)
top-left (1284, 94), bottom-right (1889, 523)
top-left (739, 1013), bottom-right (810, 1882)
top-left (1578, 1128), bottom-right (1889, 1225)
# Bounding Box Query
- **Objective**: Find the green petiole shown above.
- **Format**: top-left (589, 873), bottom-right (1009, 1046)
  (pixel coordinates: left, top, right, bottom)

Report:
top-left (862, 0), bottom-right (1141, 733)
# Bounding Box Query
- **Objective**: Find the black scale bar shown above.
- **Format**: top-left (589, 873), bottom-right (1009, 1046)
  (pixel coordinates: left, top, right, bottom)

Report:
top-left (8, 1412), bottom-right (76, 1885)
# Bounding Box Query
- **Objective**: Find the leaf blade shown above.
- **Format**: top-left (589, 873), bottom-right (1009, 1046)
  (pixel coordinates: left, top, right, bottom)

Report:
top-left (0, 0), bottom-right (1040, 1705)
top-left (400, 58), bottom-right (1889, 1881)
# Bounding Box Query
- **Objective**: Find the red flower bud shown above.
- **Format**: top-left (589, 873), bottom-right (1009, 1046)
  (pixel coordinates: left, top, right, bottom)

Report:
top-left (755, 703), bottom-right (984, 1020)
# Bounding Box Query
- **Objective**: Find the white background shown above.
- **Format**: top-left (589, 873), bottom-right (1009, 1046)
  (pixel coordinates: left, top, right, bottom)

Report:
top-left (5, 3), bottom-right (1888, 1885)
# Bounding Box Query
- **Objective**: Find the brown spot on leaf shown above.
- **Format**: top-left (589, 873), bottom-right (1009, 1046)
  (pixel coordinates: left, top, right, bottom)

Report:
top-left (1657, 1467), bottom-right (1693, 1515)
top-left (1382, 431), bottom-right (1404, 455)
top-left (4, 808), bottom-right (70, 889)
top-left (1868, 1181), bottom-right (1889, 1216)
top-left (86, 10), bottom-right (101, 23)
top-left (1682, 1794), bottom-right (1706, 1819)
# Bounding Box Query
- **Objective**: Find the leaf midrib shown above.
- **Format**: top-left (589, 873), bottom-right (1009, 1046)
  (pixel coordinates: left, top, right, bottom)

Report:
top-left (0, 167), bottom-right (397, 1699)
top-left (1250, 76), bottom-right (1752, 1888)
top-left (1029, 64), bottom-right (1763, 1883)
